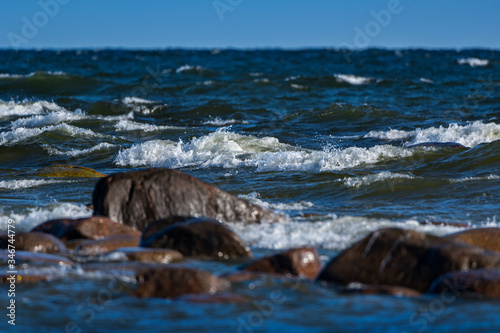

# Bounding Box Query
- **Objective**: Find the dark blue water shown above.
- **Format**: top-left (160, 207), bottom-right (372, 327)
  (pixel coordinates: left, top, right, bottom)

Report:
top-left (0, 49), bottom-right (499, 332)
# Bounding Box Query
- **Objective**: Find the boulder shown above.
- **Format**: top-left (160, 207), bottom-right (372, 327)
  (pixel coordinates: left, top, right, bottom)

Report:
top-left (107, 247), bottom-right (183, 264)
top-left (140, 218), bottom-right (251, 259)
top-left (444, 228), bottom-right (500, 253)
top-left (0, 232), bottom-right (66, 253)
top-left (240, 247), bottom-right (321, 279)
top-left (34, 165), bottom-right (106, 178)
top-left (75, 235), bottom-right (141, 255)
top-left (134, 267), bottom-right (230, 298)
top-left (316, 228), bottom-right (500, 292)
top-left (141, 216), bottom-right (193, 241)
top-left (429, 269), bottom-right (500, 298)
top-left (1, 274), bottom-right (51, 284)
top-left (32, 216), bottom-right (140, 241)
top-left (92, 168), bottom-right (284, 230)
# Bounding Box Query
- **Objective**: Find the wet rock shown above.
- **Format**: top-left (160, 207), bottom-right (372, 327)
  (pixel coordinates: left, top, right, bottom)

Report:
top-left (444, 228), bottom-right (500, 253)
top-left (0, 250), bottom-right (73, 267)
top-left (141, 216), bottom-right (193, 241)
top-left (219, 271), bottom-right (263, 283)
top-left (32, 216), bottom-right (140, 241)
top-left (240, 247), bottom-right (321, 279)
top-left (339, 283), bottom-right (421, 297)
top-left (75, 235), bottom-right (140, 255)
top-left (316, 228), bottom-right (500, 292)
top-left (429, 269), bottom-right (500, 298)
top-left (1, 274), bottom-right (51, 284)
top-left (140, 218), bottom-right (251, 259)
top-left (64, 239), bottom-right (89, 251)
top-left (406, 142), bottom-right (467, 149)
top-left (0, 232), bottom-right (66, 254)
top-left (34, 165), bottom-right (106, 178)
top-left (92, 168), bottom-right (284, 230)
top-left (107, 247), bottom-right (183, 264)
top-left (134, 267), bottom-right (230, 298)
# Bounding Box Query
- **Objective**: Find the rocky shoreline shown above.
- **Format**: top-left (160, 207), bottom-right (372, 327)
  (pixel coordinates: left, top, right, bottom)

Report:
top-left (2, 167), bottom-right (500, 301)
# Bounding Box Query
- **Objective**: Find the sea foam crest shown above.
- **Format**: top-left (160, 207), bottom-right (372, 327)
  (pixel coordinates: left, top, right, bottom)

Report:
top-left (0, 179), bottom-right (69, 190)
top-left (115, 128), bottom-right (413, 171)
top-left (457, 57), bottom-right (489, 67)
top-left (0, 100), bottom-right (63, 118)
top-left (334, 74), bottom-right (372, 85)
top-left (44, 142), bottom-right (116, 157)
top-left (343, 171), bottom-right (416, 188)
top-left (365, 121), bottom-right (500, 147)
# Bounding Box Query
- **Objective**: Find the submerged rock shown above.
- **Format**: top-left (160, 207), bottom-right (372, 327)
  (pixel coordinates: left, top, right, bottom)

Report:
top-left (316, 228), bottom-right (500, 292)
top-left (240, 247), bottom-right (321, 279)
top-left (0, 232), bottom-right (66, 254)
top-left (134, 267), bottom-right (230, 298)
top-left (32, 216), bottom-right (140, 241)
top-left (75, 235), bottom-right (141, 255)
top-left (92, 168), bottom-right (284, 230)
top-left (429, 269), bottom-right (500, 298)
top-left (1, 274), bottom-right (52, 284)
top-left (406, 142), bottom-right (467, 149)
top-left (0, 250), bottom-right (73, 267)
top-left (106, 247), bottom-right (183, 264)
top-left (444, 228), bottom-right (500, 253)
top-left (141, 216), bottom-right (193, 241)
top-left (140, 218), bottom-right (251, 259)
top-left (34, 165), bottom-right (106, 178)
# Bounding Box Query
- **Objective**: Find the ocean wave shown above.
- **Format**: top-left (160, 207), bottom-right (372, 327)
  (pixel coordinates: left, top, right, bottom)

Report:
top-left (0, 71), bottom-right (66, 79)
top-left (0, 123), bottom-right (107, 145)
top-left (175, 64), bottom-right (206, 73)
top-left (365, 121), bottom-right (500, 147)
top-left (343, 171), bottom-right (416, 188)
top-left (238, 192), bottom-right (314, 211)
top-left (0, 100), bottom-right (63, 118)
top-left (227, 215), bottom-right (465, 251)
top-left (114, 119), bottom-right (180, 132)
top-left (449, 174), bottom-right (500, 183)
top-left (0, 202), bottom-right (91, 232)
top-left (203, 117), bottom-right (249, 126)
top-left (334, 74), bottom-right (372, 85)
top-left (11, 109), bottom-right (84, 129)
top-left (121, 96), bottom-right (155, 105)
top-left (114, 128), bottom-right (413, 171)
top-left (0, 179), bottom-right (69, 190)
top-left (44, 142), bottom-right (116, 157)
top-left (457, 57), bottom-right (489, 67)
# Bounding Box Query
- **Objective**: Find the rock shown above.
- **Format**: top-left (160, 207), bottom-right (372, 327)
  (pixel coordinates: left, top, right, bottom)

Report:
top-left (64, 239), bottom-right (89, 251)
top-left (316, 228), bottom-right (500, 292)
top-left (141, 216), bottom-right (193, 241)
top-left (219, 271), bottom-right (263, 283)
top-left (134, 267), bottom-right (230, 298)
top-left (0, 250), bottom-right (73, 267)
top-left (444, 228), bottom-right (500, 253)
top-left (32, 216), bottom-right (140, 241)
top-left (1, 274), bottom-right (51, 284)
top-left (406, 142), bottom-right (467, 149)
top-left (429, 269), bottom-right (500, 298)
top-left (34, 165), bottom-right (106, 178)
top-left (107, 247), bottom-right (183, 264)
top-left (140, 218), bottom-right (251, 259)
top-left (240, 247), bottom-right (322, 279)
top-left (92, 168), bottom-right (284, 230)
top-left (0, 232), bottom-right (66, 253)
top-left (75, 235), bottom-right (141, 255)
top-left (339, 283), bottom-right (421, 297)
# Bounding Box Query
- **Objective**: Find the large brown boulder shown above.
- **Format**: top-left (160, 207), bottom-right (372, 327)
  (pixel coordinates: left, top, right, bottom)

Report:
top-left (240, 247), bottom-right (322, 279)
top-left (92, 168), bottom-right (284, 230)
top-left (429, 269), bottom-right (500, 298)
top-left (0, 232), bottom-right (66, 253)
top-left (31, 216), bottom-right (140, 241)
top-left (134, 267), bottom-right (230, 298)
top-left (140, 219), bottom-right (251, 259)
top-left (316, 228), bottom-right (500, 292)
top-left (444, 228), bottom-right (500, 253)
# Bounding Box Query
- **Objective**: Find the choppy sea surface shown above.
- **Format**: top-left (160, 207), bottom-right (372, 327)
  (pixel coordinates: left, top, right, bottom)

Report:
top-left (0, 49), bottom-right (499, 332)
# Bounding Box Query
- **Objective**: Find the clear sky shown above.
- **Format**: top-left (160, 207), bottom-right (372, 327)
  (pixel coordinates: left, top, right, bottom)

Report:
top-left (1, 0), bottom-right (499, 49)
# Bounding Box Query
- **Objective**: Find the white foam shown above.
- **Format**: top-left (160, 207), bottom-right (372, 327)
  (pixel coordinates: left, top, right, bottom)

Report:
top-left (114, 119), bottom-right (180, 132)
top-left (0, 123), bottom-right (106, 145)
top-left (176, 64), bottom-right (204, 73)
top-left (203, 117), bottom-right (249, 126)
top-left (343, 172), bottom-right (416, 188)
top-left (227, 216), bottom-right (465, 251)
top-left (44, 142), bottom-right (116, 157)
top-left (449, 174), bottom-right (500, 183)
top-left (457, 57), bottom-right (489, 67)
top-left (115, 128), bottom-right (413, 171)
top-left (0, 202), bottom-right (91, 232)
top-left (365, 121), bottom-right (500, 147)
top-left (0, 71), bottom-right (66, 79)
top-left (11, 110), bottom-right (84, 129)
top-left (0, 100), bottom-right (63, 118)
top-left (419, 77), bottom-right (434, 83)
top-left (0, 179), bottom-right (69, 190)
top-left (121, 97), bottom-right (154, 105)
top-left (290, 84), bottom-right (307, 90)
top-left (238, 192), bottom-right (314, 211)
top-left (334, 74), bottom-right (372, 85)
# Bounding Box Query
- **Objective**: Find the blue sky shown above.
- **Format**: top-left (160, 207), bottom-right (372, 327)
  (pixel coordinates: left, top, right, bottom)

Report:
top-left (1, 0), bottom-right (500, 49)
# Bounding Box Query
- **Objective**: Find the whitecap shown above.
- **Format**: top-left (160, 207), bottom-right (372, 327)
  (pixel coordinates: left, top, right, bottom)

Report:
top-left (175, 64), bottom-right (204, 73)
top-left (457, 57), bottom-right (489, 67)
top-left (419, 77), bottom-right (434, 83)
top-left (44, 142), bottom-right (116, 157)
top-left (114, 119), bottom-right (180, 132)
top-left (334, 74), bottom-right (372, 85)
top-left (11, 109), bottom-right (84, 129)
top-left (0, 100), bottom-right (63, 118)
top-left (449, 174), bottom-right (500, 183)
top-left (343, 171), bottom-right (416, 188)
top-left (121, 96), bottom-right (154, 105)
top-left (203, 117), bottom-right (249, 126)
top-left (0, 179), bottom-right (69, 190)
top-left (238, 192), bottom-right (314, 211)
